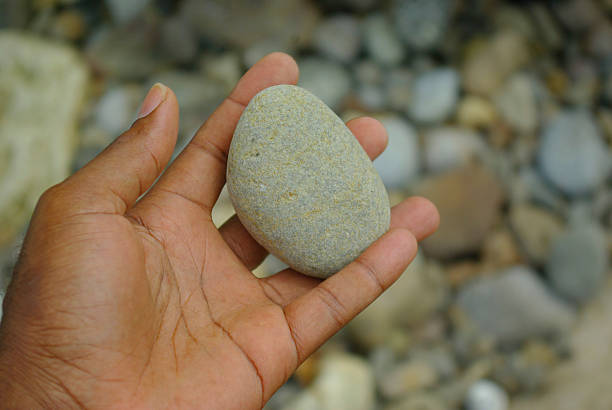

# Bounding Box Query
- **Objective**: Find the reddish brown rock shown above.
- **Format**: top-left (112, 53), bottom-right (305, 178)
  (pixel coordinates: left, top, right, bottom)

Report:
top-left (416, 164), bottom-right (505, 260)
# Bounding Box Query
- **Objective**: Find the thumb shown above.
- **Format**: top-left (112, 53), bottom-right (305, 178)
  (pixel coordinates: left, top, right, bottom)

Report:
top-left (45, 83), bottom-right (180, 216)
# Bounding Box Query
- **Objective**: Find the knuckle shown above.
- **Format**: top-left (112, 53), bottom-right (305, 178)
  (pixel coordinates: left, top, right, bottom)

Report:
top-left (315, 285), bottom-right (347, 327)
top-left (36, 183), bottom-right (71, 216)
top-left (353, 257), bottom-right (385, 293)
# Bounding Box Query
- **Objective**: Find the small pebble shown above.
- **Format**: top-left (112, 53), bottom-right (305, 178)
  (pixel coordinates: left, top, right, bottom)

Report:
top-left (465, 380), bottom-right (509, 410)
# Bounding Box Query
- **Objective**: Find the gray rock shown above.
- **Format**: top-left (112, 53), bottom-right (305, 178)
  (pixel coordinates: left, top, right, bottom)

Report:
top-left (0, 0), bottom-right (29, 29)
top-left (363, 14), bottom-right (405, 66)
top-left (379, 359), bottom-right (439, 399)
top-left (538, 110), bottom-right (610, 196)
top-left (457, 266), bottom-right (575, 344)
top-left (160, 16), bottom-right (198, 64)
top-left (356, 84), bottom-right (386, 111)
top-left (179, 0), bottom-right (319, 49)
top-left (588, 20), bottom-right (612, 58)
top-left (494, 73), bottom-right (538, 135)
top-left (409, 68), bottom-right (460, 123)
top-left (227, 85), bottom-right (389, 278)
top-left (493, 6), bottom-right (537, 41)
top-left (105, 0), bottom-right (151, 23)
top-left (553, 0), bottom-right (604, 32)
top-left (531, 4), bottom-right (563, 50)
top-left (153, 71), bottom-right (226, 140)
top-left (465, 380), bottom-right (509, 410)
top-left (200, 52), bottom-right (242, 94)
top-left (373, 116), bottom-right (420, 189)
top-left (412, 346), bottom-right (458, 381)
top-left (385, 68), bottom-right (413, 112)
top-left (424, 127), bottom-right (487, 174)
top-left (313, 15), bottom-right (361, 63)
top-left (354, 60), bottom-right (383, 85)
top-left (565, 59), bottom-right (599, 106)
top-left (509, 204), bottom-right (564, 265)
top-left (265, 382), bottom-right (302, 410)
top-left (511, 167), bottom-right (566, 212)
top-left (86, 22), bottom-right (161, 79)
top-left (298, 58), bottom-right (352, 111)
top-left (393, 0), bottom-right (452, 50)
top-left (546, 225), bottom-right (610, 305)
top-left (0, 32), bottom-right (88, 246)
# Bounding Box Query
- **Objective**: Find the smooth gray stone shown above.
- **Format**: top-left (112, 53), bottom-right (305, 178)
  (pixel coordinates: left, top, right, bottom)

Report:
top-left (538, 109), bottom-right (610, 196)
top-left (227, 85), bottom-right (390, 278)
top-left (456, 266), bottom-right (575, 344)
top-left (546, 225), bottom-right (609, 305)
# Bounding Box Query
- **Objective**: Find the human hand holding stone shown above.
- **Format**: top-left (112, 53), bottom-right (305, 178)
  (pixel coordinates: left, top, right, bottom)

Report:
top-left (0, 53), bottom-right (439, 409)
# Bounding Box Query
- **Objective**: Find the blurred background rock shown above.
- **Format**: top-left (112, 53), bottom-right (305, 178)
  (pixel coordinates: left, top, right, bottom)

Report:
top-left (1, 0), bottom-right (612, 409)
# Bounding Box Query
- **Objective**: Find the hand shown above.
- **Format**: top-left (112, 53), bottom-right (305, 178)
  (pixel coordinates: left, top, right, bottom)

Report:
top-left (0, 53), bottom-right (439, 409)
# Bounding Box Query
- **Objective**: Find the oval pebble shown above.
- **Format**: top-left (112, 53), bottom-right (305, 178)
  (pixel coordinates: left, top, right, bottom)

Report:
top-left (227, 85), bottom-right (390, 278)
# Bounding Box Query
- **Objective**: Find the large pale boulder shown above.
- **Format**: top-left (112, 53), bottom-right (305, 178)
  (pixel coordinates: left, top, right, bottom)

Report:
top-left (0, 32), bottom-right (88, 245)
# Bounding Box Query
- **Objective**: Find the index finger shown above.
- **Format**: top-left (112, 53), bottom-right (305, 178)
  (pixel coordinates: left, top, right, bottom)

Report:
top-left (143, 53), bottom-right (299, 214)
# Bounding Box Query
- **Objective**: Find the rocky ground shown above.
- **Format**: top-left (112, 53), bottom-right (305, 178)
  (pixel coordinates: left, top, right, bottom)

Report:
top-left (1, 0), bottom-right (612, 409)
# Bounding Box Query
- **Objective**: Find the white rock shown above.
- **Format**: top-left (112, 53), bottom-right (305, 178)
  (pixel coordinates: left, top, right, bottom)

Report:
top-left (0, 32), bottom-right (88, 246)
top-left (283, 353), bottom-right (374, 410)
top-left (298, 58), bottom-right (351, 110)
top-left (374, 116), bottom-right (420, 189)
top-left (356, 84), bottom-right (386, 111)
top-left (313, 15), bottom-right (361, 63)
top-left (312, 353), bottom-right (376, 410)
top-left (539, 109), bottom-right (610, 196)
top-left (200, 52), bottom-right (242, 94)
top-left (465, 380), bottom-right (509, 410)
top-left (95, 85), bottom-right (143, 136)
top-left (253, 255), bottom-right (290, 279)
top-left (363, 14), bottom-right (405, 66)
top-left (424, 127), bottom-right (487, 173)
top-left (409, 68), bottom-right (460, 123)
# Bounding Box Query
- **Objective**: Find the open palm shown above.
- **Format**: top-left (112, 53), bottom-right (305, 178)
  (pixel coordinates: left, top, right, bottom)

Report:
top-left (0, 53), bottom-right (439, 409)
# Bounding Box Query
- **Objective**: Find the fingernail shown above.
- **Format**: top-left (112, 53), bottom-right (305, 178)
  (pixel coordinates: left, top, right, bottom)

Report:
top-left (137, 83), bottom-right (168, 119)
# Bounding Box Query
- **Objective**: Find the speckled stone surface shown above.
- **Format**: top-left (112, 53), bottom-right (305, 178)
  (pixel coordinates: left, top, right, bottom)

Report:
top-left (227, 85), bottom-right (390, 278)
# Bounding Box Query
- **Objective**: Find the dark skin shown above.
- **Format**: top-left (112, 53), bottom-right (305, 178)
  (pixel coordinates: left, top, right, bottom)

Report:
top-left (0, 53), bottom-right (439, 409)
